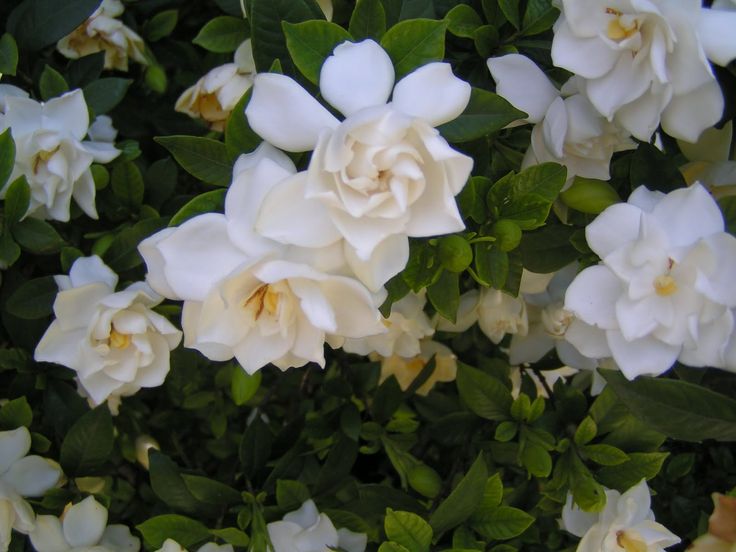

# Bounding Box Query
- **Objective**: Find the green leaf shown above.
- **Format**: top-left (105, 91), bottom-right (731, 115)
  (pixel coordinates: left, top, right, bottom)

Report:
top-left (155, 136), bottom-right (232, 187)
top-left (104, 217), bottom-right (167, 272)
top-left (596, 452), bottom-right (669, 492)
top-left (283, 20), bottom-right (352, 84)
top-left (380, 19), bottom-right (447, 79)
top-left (111, 161), bottom-right (144, 212)
top-left (438, 88), bottom-right (525, 143)
top-left (520, 442), bottom-right (552, 477)
top-left (456, 362), bottom-right (511, 421)
top-left (583, 444), bottom-right (629, 466)
top-left (149, 451), bottom-right (202, 514)
top-left (83, 78), bottom-right (132, 115)
top-left (601, 370), bottom-right (736, 442)
top-left (498, 0), bottom-right (521, 29)
top-left (137, 515), bottom-right (210, 549)
top-left (276, 479), bottom-right (310, 510)
top-left (349, 0), bottom-right (387, 39)
top-left (429, 453), bottom-right (488, 536)
top-left (444, 4), bottom-right (482, 38)
top-left (239, 417), bottom-right (273, 477)
top-left (0, 34), bottom-right (19, 76)
top-left (315, 432), bottom-right (359, 494)
top-left (210, 528), bottom-right (250, 547)
top-left (473, 244), bottom-right (507, 289)
top-left (519, 224), bottom-right (578, 273)
top-left (12, 218), bottom-right (65, 254)
top-left (6, 276), bottom-right (57, 319)
top-left (427, 269), bottom-right (459, 324)
top-left (193, 16), bottom-right (248, 53)
top-left (457, 176), bottom-right (491, 224)
top-left (144, 9), bottom-right (178, 42)
top-left (521, 0), bottom-right (558, 36)
top-left (385, 509), bottom-right (432, 552)
top-left (181, 475), bottom-right (241, 505)
top-left (0, 232), bottom-right (20, 267)
top-left (379, 543), bottom-right (411, 552)
top-left (4, 176), bottom-right (30, 227)
top-left (402, 240), bottom-right (442, 292)
top-left (0, 129), bottom-right (15, 191)
top-left (474, 506), bottom-right (534, 540)
top-left (250, 0), bottom-right (325, 72)
top-left (0, 397), bottom-right (33, 429)
top-left (59, 406), bottom-right (114, 476)
top-left (225, 89), bottom-right (262, 159)
top-left (480, 473), bottom-right (504, 510)
top-left (7, 0), bottom-right (101, 51)
top-left (169, 190), bottom-right (227, 227)
top-left (230, 368), bottom-right (261, 406)
top-left (66, 52), bottom-right (105, 88)
top-left (39, 65), bottom-right (68, 100)
top-left (574, 417), bottom-right (597, 446)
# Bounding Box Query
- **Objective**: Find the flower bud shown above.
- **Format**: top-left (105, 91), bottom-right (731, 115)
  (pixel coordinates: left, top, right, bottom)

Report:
top-left (492, 220), bottom-right (522, 252)
top-left (437, 235), bottom-right (472, 273)
top-left (135, 435), bottom-right (160, 470)
top-left (560, 177), bottom-right (620, 214)
top-left (408, 464), bottom-right (442, 498)
top-left (145, 65), bottom-right (168, 94)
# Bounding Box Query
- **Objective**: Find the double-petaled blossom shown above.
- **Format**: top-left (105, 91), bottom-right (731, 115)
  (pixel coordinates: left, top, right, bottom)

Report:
top-left (488, 54), bottom-right (634, 183)
top-left (34, 256), bottom-right (182, 411)
top-left (266, 500), bottom-right (366, 552)
top-left (0, 427), bottom-right (62, 552)
top-left (175, 40), bottom-right (256, 132)
top-left (564, 184), bottom-right (736, 378)
top-left (29, 496), bottom-right (139, 552)
top-left (57, 0), bottom-right (147, 71)
top-left (139, 144), bottom-right (385, 374)
top-left (550, 0), bottom-right (736, 142)
top-left (561, 480), bottom-right (680, 552)
top-left (245, 39), bottom-right (473, 290)
top-left (0, 90), bottom-right (120, 221)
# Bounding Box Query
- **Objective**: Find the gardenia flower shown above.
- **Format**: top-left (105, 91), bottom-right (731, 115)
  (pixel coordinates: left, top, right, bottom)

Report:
top-left (57, 0), bottom-right (147, 71)
top-left (88, 115), bottom-right (118, 144)
top-left (156, 539), bottom-right (232, 552)
top-left (564, 183), bottom-right (736, 378)
top-left (266, 500), bottom-right (366, 552)
top-left (34, 256), bottom-right (182, 410)
top-left (689, 493), bottom-right (736, 552)
top-left (29, 496), bottom-right (140, 552)
top-left (0, 90), bottom-right (120, 221)
top-left (561, 479), bottom-right (679, 552)
top-left (377, 340), bottom-right (457, 396)
top-left (488, 54), bottom-right (635, 183)
top-left (0, 427), bottom-right (62, 552)
top-left (0, 84), bottom-right (28, 114)
top-left (175, 40), bottom-right (255, 132)
top-left (550, 0), bottom-right (736, 142)
top-left (245, 39), bottom-right (473, 275)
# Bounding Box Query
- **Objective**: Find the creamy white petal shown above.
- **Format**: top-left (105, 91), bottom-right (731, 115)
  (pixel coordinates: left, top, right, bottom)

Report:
top-left (661, 79), bottom-right (724, 143)
top-left (697, 8), bottom-right (736, 66)
top-left (69, 255), bottom-right (118, 290)
top-left (30, 515), bottom-right (70, 552)
top-left (564, 265), bottom-right (622, 330)
top-left (606, 331), bottom-right (680, 378)
top-left (62, 496), bottom-right (108, 548)
top-left (320, 40), bottom-right (394, 117)
top-left (0, 428), bottom-right (31, 474)
top-left (44, 90), bottom-right (89, 141)
top-left (5, 456), bottom-right (61, 497)
top-left (551, 20), bottom-right (620, 80)
top-left (487, 54), bottom-right (559, 123)
top-left (651, 183), bottom-right (724, 245)
top-left (585, 203), bottom-right (642, 258)
top-left (344, 234), bottom-right (409, 293)
top-left (245, 73), bottom-right (339, 152)
top-left (392, 62), bottom-right (471, 126)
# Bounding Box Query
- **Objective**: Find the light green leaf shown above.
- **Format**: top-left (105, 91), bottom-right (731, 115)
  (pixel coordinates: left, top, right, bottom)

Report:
top-left (155, 136), bottom-right (232, 187)
top-left (574, 417), bottom-right (597, 446)
top-left (193, 16), bottom-right (248, 53)
top-left (137, 515), bottom-right (210, 549)
top-left (583, 444), bottom-right (629, 466)
top-left (429, 453), bottom-right (487, 536)
top-left (145, 9), bottom-right (178, 42)
top-left (444, 4), bottom-right (483, 38)
top-left (0, 34), bottom-right (19, 76)
top-left (380, 18), bottom-right (446, 79)
top-left (276, 479), bottom-right (310, 510)
top-left (596, 452), bottom-right (669, 492)
top-left (474, 506), bottom-right (534, 540)
top-left (0, 397), bottom-right (33, 429)
top-left (169, 190), bottom-right (227, 227)
top-left (210, 528), bottom-right (249, 547)
top-left (498, 0), bottom-right (521, 29)
top-left (385, 509), bottom-right (432, 552)
top-left (283, 20), bottom-right (352, 85)
top-left (181, 475), bottom-right (241, 505)
top-left (230, 368), bottom-right (261, 406)
top-left (456, 362), bottom-right (511, 421)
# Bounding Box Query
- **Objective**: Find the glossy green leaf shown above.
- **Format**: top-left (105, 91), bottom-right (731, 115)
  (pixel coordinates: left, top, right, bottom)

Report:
top-left (59, 405), bottom-right (114, 476)
top-left (169, 190), bottom-right (227, 227)
top-left (193, 16), bottom-right (248, 53)
top-left (137, 515), bottom-right (210, 549)
top-left (385, 509), bottom-right (432, 552)
top-left (349, 0), bottom-right (387, 39)
top-left (456, 362), bottom-right (511, 421)
top-left (380, 19), bottom-right (446, 79)
top-left (155, 136), bottom-right (232, 187)
top-left (429, 453), bottom-right (487, 536)
top-left (7, 0), bottom-right (101, 51)
top-left (12, 218), bottom-right (65, 254)
top-left (6, 276), bottom-right (57, 319)
top-left (0, 34), bottom-right (19, 76)
top-left (83, 78), bottom-right (132, 115)
top-left (438, 88), bottom-right (525, 143)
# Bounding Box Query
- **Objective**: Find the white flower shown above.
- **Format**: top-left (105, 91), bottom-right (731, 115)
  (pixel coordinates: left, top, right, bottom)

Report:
top-left (488, 54), bottom-right (635, 183)
top-left (0, 427), bottom-right (62, 551)
top-left (713, 0), bottom-right (736, 10)
top-left (155, 539), bottom-right (232, 552)
top-left (267, 500), bottom-right (366, 552)
top-left (57, 0), bottom-right (147, 71)
top-left (377, 339), bottom-right (458, 396)
top-left (88, 115), bottom-right (118, 143)
top-left (343, 291), bottom-right (434, 357)
top-left (564, 183), bottom-right (736, 378)
top-left (561, 480), bottom-right (680, 552)
top-left (175, 40), bottom-right (255, 132)
top-left (0, 85), bottom-right (28, 114)
top-left (29, 496), bottom-right (139, 552)
top-left (0, 90), bottom-right (120, 221)
top-left (550, 0), bottom-right (736, 142)
top-left (245, 39), bottom-right (473, 271)
top-left (35, 256), bottom-right (182, 410)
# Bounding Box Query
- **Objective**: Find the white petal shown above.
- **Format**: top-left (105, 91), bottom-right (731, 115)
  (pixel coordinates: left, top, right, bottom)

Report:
top-left (79, 141), bottom-right (120, 164)
top-left (551, 20), bottom-right (620, 80)
top-left (30, 515), bottom-right (70, 552)
top-left (69, 255), bottom-right (117, 290)
top-left (139, 228), bottom-right (180, 299)
top-left (256, 172), bottom-right (341, 248)
top-left (487, 54), bottom-right (559, 123)
top-left (661, 79), bottom-right (724, 143)
top-left (678, 120), bottom-right (733, 163)
top-left (565, 319), bottom-right (612, 359)
top-left (99, 525), bottom-right (140, 552)
top-left (266, 521), bottom-right (302, 552)
top-left (62, 496), bottom-right (108, 548)
top-left (561, 493), bottom-right (597, 538)
top-left (606, 331), bottom-right (680, 378)
top-left (0, 427), bottom-right (31, 473)
top-left (320, 40), bottom-right (394, 117)
top-left (289, 279), bottom-right (337, 333)
top-left (612, 89), bottom-right (669, 142)
top-left (284, 500), bottom-right (320, 528)
top-left (393, 62), bottom-right (471, 126)
top-left (337, 528), bottom-right (367, 552)
top-left (43, 90), bottom-right (89, 140)
top-left (564, 265), bottom-right (622, 329)
top-left (584, 54), bottom-right (654, 119)
top-left (2, 96), bottom-right (42, 136)
top-left (697, 8), bottom-right (736, 66)
top-left (344, 234), bottom-right (409, 293)
top-left (319, 276), bottom-right (384, 338)
top-left (72, 171), bottom-right (98, 219)
top-left (245, 73), bottom-right (339, 152)
top-left (508, 325), bottom-right (555, 365)
top-left (585, 203), bottom-right (643, 258)
top-left (651, 183), bottom-right (724, 246)
top-left (6, 457), bottom-right (61, 497)
top-left (233, 328), bottom-right (296, 374)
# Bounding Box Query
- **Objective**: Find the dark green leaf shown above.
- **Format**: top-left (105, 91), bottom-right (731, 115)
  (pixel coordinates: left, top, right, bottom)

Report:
top-left (59, 406), bottom-right (114, 476)
top-left (718, 195), bottom-right (736, 237)
top-left (456, 362), bottom-right (511, 421)
top-left (427, 269), bottom-right (459, 324)
top-left (193, 16), bottom-right (248, 53)
top-left (210, 528), bottom-right (249, 547)
top-left (4, 175), bottom-right (29, 226)
top-left (6, 276), bottom-right (57, 319)
top-left (439, 88), bottom-right (525, 143)
top-left (111, 161), bottom-right (144, 211)
top-left (519, 224), bottom-right (578, 273)
top-left (0, 397), bottom-right (33, 429)
top-left (521, 0), bottom-right (558, 36)
top-left (402, 240), bottom-right (442, 292)
top-left (145, 9), bottom-right (178, 42)
top-left (498, 0), bottom-right (520, 29)
top-left (283, 20), bottom-right (352, 84)
top-left (12, 218), bottom-right (65, 254)
top-left (0, 129), bottom-right (15, 192)
top-left (83, 78), bottom-right (132, 115)
top-left (276, 479), bottom-right (310, 510)
top-left (596, 452), bottom-right (669, 491)
top-left (137, 515), bottom-right (210, 550)
top-left (429, 453), bottom-right (487, 536)
top-left (169, 190), bottom-right (226, 227)
top-left (629, 142), bottom-right (685, 193)
top-left (239, 417), bottom-right (273, 477)
top-left (349, 0), bottom-right (387, 39)
top-left (8, 0), bottom-right (101, 51)
top-left (457, 176), bottom-right (491, 224)
top-left (225, 89), bottom-right (262, 158)
top-left (66, 52), bottom-right (105, 88)
top-left (181, 475), bottom-right (241, 505)
top-left (474, 244), bottom-right (507, 288)
top-left (149, 451), bottom-right (202, 514)
top-left (39, 65), bottom-right (68, 100)
top-left (315, 432), bottom-right (359, 494)
top-left (380, 19), bottom-right (446, 79)
top-left (0, 34), bottom-right (19, 76)
top-left (104, 217), bottom-right (167, 272)
top-left (155, 136), bottom-right (232, 187)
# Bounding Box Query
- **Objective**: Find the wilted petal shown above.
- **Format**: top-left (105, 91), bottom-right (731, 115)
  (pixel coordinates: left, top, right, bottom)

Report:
top-left (320, 40), bottom-right (394, 117)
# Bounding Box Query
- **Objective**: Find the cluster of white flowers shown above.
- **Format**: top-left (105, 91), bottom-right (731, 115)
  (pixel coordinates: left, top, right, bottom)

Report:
top-left (0, 427), bottom-right (62, 552)
top-left (0, 88), bottom-right (120, 222)
top-left (57, 0), bottom-right (147, 71)
top-left (35, 256), bottom-right (182, 412)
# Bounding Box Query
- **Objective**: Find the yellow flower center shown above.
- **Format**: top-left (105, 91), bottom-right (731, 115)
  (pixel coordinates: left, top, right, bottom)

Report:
top-left (405, 358), bottom-right (426, 375)
top-left (616, 530), bottom-right (648, 552)
top-left (606, 8), bottom-right (639, 41)
top-left (244, 284), bottom-right (281, 320)
top-left (653, 274), bottom-right (677, 296)
top-left (109, 329), bottom-right (131, 349)
top-left (32, 147), bottom-right (60, 174)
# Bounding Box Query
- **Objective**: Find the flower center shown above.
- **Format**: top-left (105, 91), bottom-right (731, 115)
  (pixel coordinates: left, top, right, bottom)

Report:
top-left (244, 284), bottom-right (282, 321)
top-left (653, 274), bottom-right (677, 296)
top-left (33, 147), bottom-right (59, 174)
top-left (109, 329), bottom-right (131, 349)
top-left (616, 530), bottom-right (647, 552)
top-left (606, 8), bottom-right (639, 41)
top-left (541, 304), bottom-right (574, 338)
